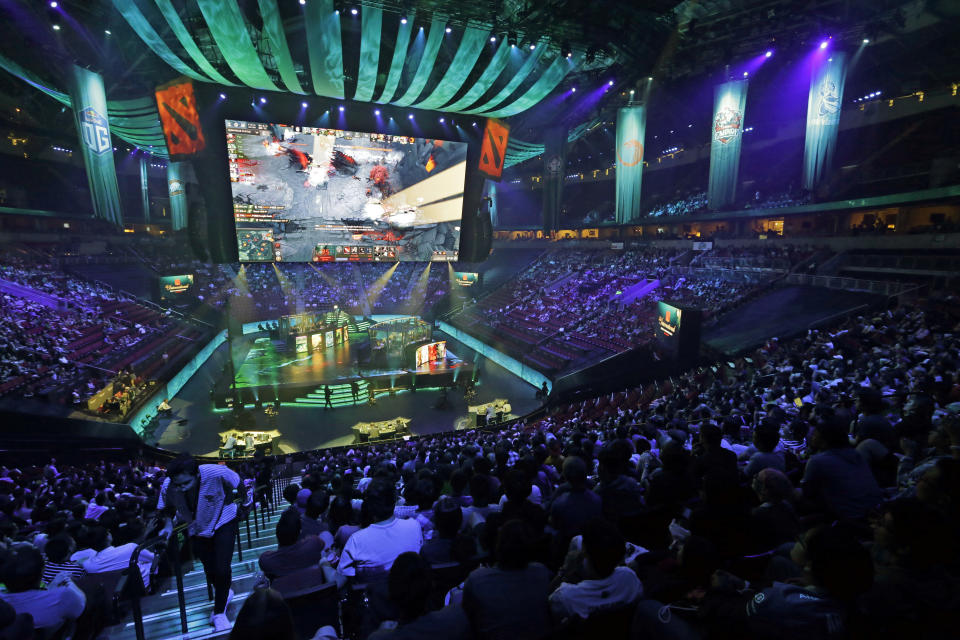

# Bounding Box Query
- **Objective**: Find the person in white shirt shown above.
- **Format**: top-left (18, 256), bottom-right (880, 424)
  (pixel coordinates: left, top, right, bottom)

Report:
top-left (0, 546), bottom-right (86, 634)
top-left (333, 477), bottom-right (422, 587)
top-left (158, 454), bottom-right (243, 632)
top-left (549, 519), bottom-right (642, 620)
top-left (80, 526), bottom-right (154, 589)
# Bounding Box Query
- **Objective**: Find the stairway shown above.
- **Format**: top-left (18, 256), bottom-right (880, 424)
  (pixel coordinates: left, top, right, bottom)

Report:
top-left (294, 380), bottom-right (370, 408)
top-left (98, 478), bottom-right (300, 640)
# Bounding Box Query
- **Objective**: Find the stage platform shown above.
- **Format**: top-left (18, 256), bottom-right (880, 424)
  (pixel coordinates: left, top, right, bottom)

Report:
top-left (214, 333), bottom-right (472, 409)
top-left (154, 330), bottom-right (541, 456)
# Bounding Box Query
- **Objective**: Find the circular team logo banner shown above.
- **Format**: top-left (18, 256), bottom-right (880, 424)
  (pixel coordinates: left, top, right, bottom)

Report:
top-left (713, 107), bottom-right (743, 145)
top-left (168, 179), bottom-right (184, 197)
top-left (79, 106), bottom-right (112, 155)
top-left (546, 155), bottom-right (563, 176)
top-left (617, 139), bottom-right (644, 167)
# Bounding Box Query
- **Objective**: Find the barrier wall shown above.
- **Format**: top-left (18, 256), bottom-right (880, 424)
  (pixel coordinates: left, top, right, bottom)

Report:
top-left (437, 321), bottom-right (549, 392)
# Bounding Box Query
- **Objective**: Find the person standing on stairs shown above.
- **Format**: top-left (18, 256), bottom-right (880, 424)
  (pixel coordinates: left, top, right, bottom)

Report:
top-left (158, 454), bottom-right (245, 632)
top-left (324, 385), bottom-right (333, 409)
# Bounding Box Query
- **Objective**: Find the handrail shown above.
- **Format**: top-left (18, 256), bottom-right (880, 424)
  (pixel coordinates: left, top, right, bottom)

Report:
top-left (127, 524), bottom-right (189, 640)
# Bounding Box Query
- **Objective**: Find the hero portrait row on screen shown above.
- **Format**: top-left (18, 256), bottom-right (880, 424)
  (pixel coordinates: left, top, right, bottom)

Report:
top-left (225, 119), bottom-right (467, 263)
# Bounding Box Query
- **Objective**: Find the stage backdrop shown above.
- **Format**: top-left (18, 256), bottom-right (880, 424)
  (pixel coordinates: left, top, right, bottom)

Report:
top-left (167, 162), bottom-right (187, 230)
top-left (803, 52), bottom-right (847, 190)
top-left (708, 79), bottom-right (748, 210)
top-left (139, 157), bottom-right (150, 222)
top-left (615, 106), bottom-right (646, 223)
top-left (541, 126), bottom-right (568, 232)
top-left (69, 65), bottom-right (123, 226)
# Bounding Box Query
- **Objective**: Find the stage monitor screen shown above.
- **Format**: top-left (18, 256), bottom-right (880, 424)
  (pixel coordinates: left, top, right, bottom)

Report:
top-left (158, 274), bottom-right (194, 301)
top-left (454, 271), bottom-right (479, 287)
top-left (657, 301), bottom-right (682, 338)
top-left (226, 119), bottom-right (467, 263)
top-left (416, 341), bottom-right (447, 367)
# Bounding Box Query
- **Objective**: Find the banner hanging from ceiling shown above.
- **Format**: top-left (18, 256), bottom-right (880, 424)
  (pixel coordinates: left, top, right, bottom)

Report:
top-left (68, 65), bottom-right (123, 226)
top-left (155, 78), bottom-right (206, 160)
top-left (707, 79), bottom-right (748, 209)
top-left (140, 157), bottom-right (150, 223)
top-left (541, 126), bottom-right (568, 232)
top-left (478, 118), bottom-right (510, 181)
top-left (167, 162), bottom-right (188, 231)
top-left (803, 52), bottom-right (847, 191)
top-left (615, 106), bottom-right (646, 223)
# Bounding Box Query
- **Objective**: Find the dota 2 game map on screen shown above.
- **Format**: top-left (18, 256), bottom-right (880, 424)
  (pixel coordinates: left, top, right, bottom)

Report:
top-left (226, 120), bottom-right (468, 262)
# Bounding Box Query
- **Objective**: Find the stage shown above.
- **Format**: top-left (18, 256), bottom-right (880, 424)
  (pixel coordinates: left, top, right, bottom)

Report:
top-left (213, 329), bottom-right (473, 409)
top-left (153, 330), bottom-right (541, 456)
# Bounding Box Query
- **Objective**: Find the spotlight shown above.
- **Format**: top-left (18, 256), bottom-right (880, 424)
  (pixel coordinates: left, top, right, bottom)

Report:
top-left (648, 76), bottom-right (653, 81)
top-left (629, 89), bottom-right (635, 95)
top-left (105, 30), bottom-right (111, 35)
top-left (49, 1), bottom-right (57, 7)
top-left (260, 97), bottom-right (267, 104)
top-left (408, 114), bottom-right (413, 119)
top-left (529, 43), bottom-right (536, 50)
top-left (219, 93), bottom-right (226, 100)
top-left (374, 109), bottom-right (380, 115)
top-left (339, 105), bottom-right (345, 112)
top-left (445, 27), bottom-right (451, 33)
top-left (608, 80), bottom-right (614, 86)
top-left (401, 17), bottom-right (407, 24)
top-left (472, 121), bottom-right (478, 127)
top-left (508, 31), bottom-right (517, 47)
top-left (571, 87), bottom-right (576, 92)
top-left (743, 71), bottom-right (749, 77)
top-left (765, 50), bottom-right (773, 57)
top-left (302, 101), bottom-right (308, 108)
top-left (439, 117), bottom-right (445, 123)
top-left (490, 35), bottom-right (496, 42)
top-left (828, 57), bottom-right (833, 62)
top-left (299, 0), bottom-right (305, 4)
top-left (52, 24), bottom-right (60, 30)
top-left (819, 40), bottom-right (829, 49)
top-left (862, 38), bottom-right (869, 44)
top-left (566, 52), bottom-right (572, 58)
top-left (350, 7), bottom-right (357, 15)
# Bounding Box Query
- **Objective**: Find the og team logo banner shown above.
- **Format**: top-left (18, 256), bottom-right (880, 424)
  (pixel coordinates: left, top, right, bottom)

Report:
top-left (79, 107), bottom-right (111, 155)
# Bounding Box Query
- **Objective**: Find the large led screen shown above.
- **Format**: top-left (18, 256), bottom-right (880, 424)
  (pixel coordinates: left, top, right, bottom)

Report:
top-left (226, 119), bottom-right (466, 262)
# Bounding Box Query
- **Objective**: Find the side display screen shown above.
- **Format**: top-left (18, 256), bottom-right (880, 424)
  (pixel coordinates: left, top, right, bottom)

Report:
top-left (159, 274), bottom-right (195, 301)
top-left (657, 301), bottom-right (682, 338)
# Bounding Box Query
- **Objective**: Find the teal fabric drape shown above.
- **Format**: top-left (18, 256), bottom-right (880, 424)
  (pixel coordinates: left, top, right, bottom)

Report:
top-left (615, 106), bottom-right (646, 223)
top-left (195, 0), bottom-right (278, 90)
top-left (479, 53), bottom-right (581, 118)
top-left (154, 0), bottom-right (236, 86)
top-left (413, 26), bottom-right (488, 110)
top-left (352, 7), bottom-right (383, 102)
top-left (69, 66), bottom-right (124, 226)
top-left (541, 126), bottom-right (567, 232)
top-left (442, 40), bottom-right (511, 112)
top-left (0, 52), bottom-right (70, 106)
top-left (111, 0), bottom-right (210, 82)
top-left (303, 0), bottom-right (345, 98)
top-left (460, 46), bottom-right (546, 114)
top-left (167, 162), bottom-right (187, 230)
top-left (803, 52), bottom-right (847, 190)
top-left (376, 14), bottom-right (416, 103)
top-left (707, 79), bottom-right (748, 209)
top-left (392, 19), bottom-right (447, 107)
top-left (256, 0), bottom-right (305, 94)
top-left (503, 118), bottom-right (599, 168)
top-left (139, 157), bottom-right (150, 223)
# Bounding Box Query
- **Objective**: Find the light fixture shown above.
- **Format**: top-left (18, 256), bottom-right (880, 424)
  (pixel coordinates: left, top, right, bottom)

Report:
top-left (445, 26), bottom-right (451, 33)
top-left (765, 50), bottom-right (773, 57)
top-left (819, 40), bottom-right (829, 49)
top-left (339, 105), bottom-right (345, 112)
top-left (299, 0), bottom-right (305, 4)
top-left (529, 43), bottom-right (535, 50)
top-left (408, 114), bottom-right (414, 119)
top-left (374, 109), bottom-right (380, 115)
top-left (49, 1), bottom-right (57, 7)
top-left (350, 7), bottom-right (358, 15)
top-left (629, 89), bottom-right (635, 95)
top-left (302, 102), bottom-right (308, 108)
top-left (648, 76), bottom-right (653, 81)
top-left (571, 87), bottom-right (576, 92)
top-left (490, 36), bottom-right (496, 42)
top-left (401, 17), bottom-right (408, 24)
top-left (439, 117), bottom-right (445, 123)
top-left (259, 97), bottom-right (267, 104)
top-left (743, 71), bottom-right (749, 77)
top-left (608, 80), bottom-right (614, 86)
top-left (862, 38), bottom-right (869, 44)
top-left (105, 30), bottom-right (111, 35)
top-left (52, 24), bottom-right (60, 30)
top-left (219, 93), bottom-right (226, 100)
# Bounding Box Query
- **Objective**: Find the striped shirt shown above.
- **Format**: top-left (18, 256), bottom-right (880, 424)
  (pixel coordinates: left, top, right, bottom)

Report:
top-left (158, 464), bottom-right (240, 538)
top-left (42, 559), bottom-right (86, 585)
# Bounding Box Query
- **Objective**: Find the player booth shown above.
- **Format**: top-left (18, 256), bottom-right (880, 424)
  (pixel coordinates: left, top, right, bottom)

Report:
top-left (280, 312), bottom-right (349, 354)
top-left (366, 316), bottom-right (432, 369)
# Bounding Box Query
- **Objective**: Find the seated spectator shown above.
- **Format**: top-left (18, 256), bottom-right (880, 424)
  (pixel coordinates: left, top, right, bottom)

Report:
top-left (693, 423), bottom-right (738, 480)
top-left (228, 587), bottom-right (297, 640)
top-left (750, 468), bottom-right (800, 549)
top-left (368, 552), bottom-right (471, 640)
top-left (328, 495), bottom-right (361, 548)
top-left (744, 422), bottom-right (786, 478)
top-left (548, 456), bottom-right (602, 541)
top-left (258, 509), bottom-right (328, 580)
top-left (336, 478), bottom-right (422, 583)
top-left (80, 526), bottom-right (154, 590)
top-left (597, 441), bottom-right (645, 521)
top-left (549, 518), bottom-right (642, 620)
top-left (0, 545), bottom-right (86, 634)
top-left (801, 418), bottom-right (882, 520)
top-left (463, 519), bottom-right (552, 640)
top-left (301, 490), bottom-right (330, 539)
top-left (420, 497), bottom-right (469, 565)
top-left (40, 534), bottom-right (86, 585)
